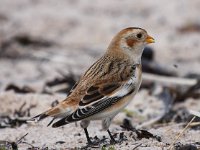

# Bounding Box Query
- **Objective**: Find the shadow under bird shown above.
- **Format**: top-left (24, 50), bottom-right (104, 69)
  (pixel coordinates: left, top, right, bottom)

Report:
top-left (29, 27), bottom-right (155, 145)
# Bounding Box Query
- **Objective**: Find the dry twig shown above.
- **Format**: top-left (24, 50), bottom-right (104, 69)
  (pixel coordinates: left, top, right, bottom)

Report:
top-left (143, 73), bottom-right (197, 86)
top-left (169, 116), bottom-right (196, 150)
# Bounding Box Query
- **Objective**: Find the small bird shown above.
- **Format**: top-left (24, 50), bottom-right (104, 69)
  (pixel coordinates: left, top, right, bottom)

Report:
top-left (30, 27), bottom-right (155, 145)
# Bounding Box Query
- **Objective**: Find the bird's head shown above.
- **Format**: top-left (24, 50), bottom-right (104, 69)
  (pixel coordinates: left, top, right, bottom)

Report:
top-left (108, 27), bottom-right (155, 63)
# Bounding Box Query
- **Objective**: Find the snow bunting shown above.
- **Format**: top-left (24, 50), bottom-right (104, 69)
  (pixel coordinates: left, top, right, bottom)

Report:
top-left (30, 27), bottom-right (155, 144)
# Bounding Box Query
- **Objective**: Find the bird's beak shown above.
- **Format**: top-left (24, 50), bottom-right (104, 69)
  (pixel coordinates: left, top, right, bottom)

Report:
top-left (145, 35), bottom-right (155, 44)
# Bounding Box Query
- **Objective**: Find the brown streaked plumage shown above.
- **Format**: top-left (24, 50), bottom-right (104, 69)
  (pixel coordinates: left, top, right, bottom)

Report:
top-left (29, 27), bottom-right (155, 145)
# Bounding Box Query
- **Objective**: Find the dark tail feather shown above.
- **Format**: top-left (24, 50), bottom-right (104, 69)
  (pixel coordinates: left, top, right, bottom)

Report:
top-left (47, 118), bottom-right (56, 126)
top-left (27, 113), bottom-right (48, 123)
top-left (52, 117), bottom-right (70, 128)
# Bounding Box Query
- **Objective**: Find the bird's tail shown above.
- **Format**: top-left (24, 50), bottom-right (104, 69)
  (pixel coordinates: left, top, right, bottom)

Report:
top-left (27, 100), bottom-right (76, 124)
top-left (27, 107), bottom-right (57, 123)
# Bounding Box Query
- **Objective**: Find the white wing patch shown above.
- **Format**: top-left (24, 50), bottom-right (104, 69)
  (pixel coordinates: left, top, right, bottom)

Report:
top-left (111, 76), bottom-right (135, 98)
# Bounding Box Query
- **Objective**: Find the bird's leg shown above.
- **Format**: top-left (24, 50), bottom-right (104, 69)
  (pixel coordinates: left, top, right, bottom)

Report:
top-left (102, 117), bottom-right (118, 144)
top-left (83, 128), bottom-right (100, 147)
top-left (84, 128), bottom-right (93, 144)
top-left (107, 129), bottom-right (117, 144)
top-left (80, 120), bottom-right (94, 145)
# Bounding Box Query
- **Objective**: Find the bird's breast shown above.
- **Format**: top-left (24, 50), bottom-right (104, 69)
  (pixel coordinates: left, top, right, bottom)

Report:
top-left (84, 64), bottom-right (142, 121)
top-left (135, 64), bottom-right (142, 89)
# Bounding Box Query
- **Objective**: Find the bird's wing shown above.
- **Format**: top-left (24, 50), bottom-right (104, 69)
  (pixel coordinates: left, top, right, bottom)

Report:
top-left (79, 83), bottom-right (121, 106)
top-left (60, 87), bottom-right (134, 123)
top-left (52, 63), bottom-right (138, 127)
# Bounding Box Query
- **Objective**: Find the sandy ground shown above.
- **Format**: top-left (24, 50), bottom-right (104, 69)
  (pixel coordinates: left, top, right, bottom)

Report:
top-left (0, 0), bottom-right (200, 149)
top-left (1, 91), bottom-right (200, 150)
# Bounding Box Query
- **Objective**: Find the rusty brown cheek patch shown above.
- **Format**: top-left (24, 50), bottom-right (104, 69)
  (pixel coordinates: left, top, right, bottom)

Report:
top-left (126, 38), bottom-right (136, 47)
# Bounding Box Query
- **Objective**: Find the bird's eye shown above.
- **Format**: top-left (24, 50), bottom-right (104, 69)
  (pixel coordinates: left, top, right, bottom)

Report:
top-left (136, 33), bottom-right (142, 39)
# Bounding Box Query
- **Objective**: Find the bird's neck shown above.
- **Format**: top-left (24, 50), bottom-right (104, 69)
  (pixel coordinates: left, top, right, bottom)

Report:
top-left (115, 47), bottom-right (143, 65)
top-left (107, 39), bottom-right (144, 65)
top-left (132, 52), bottom-right (142, 65)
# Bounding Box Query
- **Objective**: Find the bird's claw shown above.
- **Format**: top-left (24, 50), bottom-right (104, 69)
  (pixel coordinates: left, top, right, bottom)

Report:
top-left (87, 137), bottom-right (101, 148)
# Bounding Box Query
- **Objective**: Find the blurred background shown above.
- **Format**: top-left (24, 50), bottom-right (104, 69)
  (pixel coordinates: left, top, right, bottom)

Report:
top-left (0, 0), bottom-right (200, 149)
top-left (0, 0), bottom-right (200, 91)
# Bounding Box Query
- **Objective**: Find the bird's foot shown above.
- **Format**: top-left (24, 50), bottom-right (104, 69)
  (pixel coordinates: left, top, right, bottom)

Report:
top-left (86, 136), bottom-right (101, 148)
top-left (107, 129), bottom-right (127, 145)
top-left (110, 138), bottom-right (118, 145)
top-left (109, 132), bottom-right (127, 145)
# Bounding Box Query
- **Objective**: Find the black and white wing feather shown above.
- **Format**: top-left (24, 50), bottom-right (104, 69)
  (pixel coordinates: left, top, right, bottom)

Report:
top-left (52, 74), bottom-right (136, 128)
